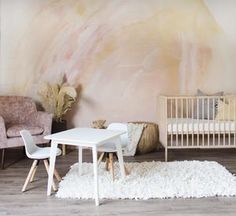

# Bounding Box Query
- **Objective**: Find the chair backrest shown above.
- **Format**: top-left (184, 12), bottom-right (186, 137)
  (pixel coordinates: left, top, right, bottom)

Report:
top-left (107, 123), bottom-right (128, 146)
top-left (20, 130), bottom-right (39, 158)
top-left (0, 96), bottom-right (37, 125)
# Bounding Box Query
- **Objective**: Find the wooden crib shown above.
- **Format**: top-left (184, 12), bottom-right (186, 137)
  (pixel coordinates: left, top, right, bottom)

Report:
top-left (158, 95), bottom-right (236, 161)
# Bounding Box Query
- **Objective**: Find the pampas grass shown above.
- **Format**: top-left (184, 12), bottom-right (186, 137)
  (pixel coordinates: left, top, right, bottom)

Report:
top-left (38, 77), bottom-right (78, 122)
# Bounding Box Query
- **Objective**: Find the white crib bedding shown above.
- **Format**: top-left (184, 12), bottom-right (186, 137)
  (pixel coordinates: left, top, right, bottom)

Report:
top-left (167, 118), bottom-right (236, 134)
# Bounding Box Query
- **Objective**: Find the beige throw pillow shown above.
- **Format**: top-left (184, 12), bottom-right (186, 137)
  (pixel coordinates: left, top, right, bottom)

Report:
top-left (215, 96), bottom-right (236, 121)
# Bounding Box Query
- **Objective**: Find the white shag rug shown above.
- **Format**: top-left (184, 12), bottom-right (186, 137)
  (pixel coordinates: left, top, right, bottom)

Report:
top-left (56, 161), bottom-right (236, 200)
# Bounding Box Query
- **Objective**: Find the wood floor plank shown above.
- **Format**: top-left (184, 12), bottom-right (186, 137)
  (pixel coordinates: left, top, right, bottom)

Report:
top-left (1, 148), bottom-right (236, 216)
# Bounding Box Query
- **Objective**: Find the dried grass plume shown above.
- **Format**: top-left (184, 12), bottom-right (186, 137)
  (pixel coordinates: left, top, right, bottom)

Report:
top-left (38, 75), bottom-right (80, 122)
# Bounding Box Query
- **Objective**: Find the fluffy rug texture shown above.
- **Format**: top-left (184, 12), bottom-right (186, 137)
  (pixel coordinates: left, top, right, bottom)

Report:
top-left (56, 161), bottom-right (236, 200)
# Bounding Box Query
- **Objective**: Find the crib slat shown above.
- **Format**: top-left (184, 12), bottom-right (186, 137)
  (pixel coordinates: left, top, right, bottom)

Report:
top-left (218, 96), bottom-right (221, 147)
top-left (223, 97), bottom-right (226, 146)
top-left (202, 97), bottom-right (204, 146)
top-left (192, 98), bottom-right (194, 147)
top-left (186, 98), bottom-right (189, 147)
top-left (197, 98), bottom-right (200, 147)
top-left (170, 99), bottom-right (173, 147)
top-left (234, 97), bottom-right (236, 146)
top-left (228, 97), bottom-right (231, 146)
top-left (181, 98), bottom-right (184, 147)
top-left (164, 97), bottom-right (168, 158)
top-left (207, 97), bottom-right (210, 147)
top-left (213, 98), bottom-right (215, 147)
top-left (176, 98), bottom-right (178, 146)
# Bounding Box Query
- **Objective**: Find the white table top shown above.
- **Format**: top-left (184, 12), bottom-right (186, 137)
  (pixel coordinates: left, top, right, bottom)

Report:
top-left (44, 128), bottom-right (126, 145)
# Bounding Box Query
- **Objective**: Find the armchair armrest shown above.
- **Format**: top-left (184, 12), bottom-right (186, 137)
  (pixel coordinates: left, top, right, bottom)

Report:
top-left (0, 115), bottom-right (7, 143)
top-left (27, 111), bottom-right (53, 136)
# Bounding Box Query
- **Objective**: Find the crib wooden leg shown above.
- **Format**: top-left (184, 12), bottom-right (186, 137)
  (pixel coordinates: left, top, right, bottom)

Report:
top-left (165, 147), bottom-right (168, 162)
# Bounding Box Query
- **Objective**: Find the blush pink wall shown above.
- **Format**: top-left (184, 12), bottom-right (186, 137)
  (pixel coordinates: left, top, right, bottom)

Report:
top-left (1, 0), bottom-right (236, 127)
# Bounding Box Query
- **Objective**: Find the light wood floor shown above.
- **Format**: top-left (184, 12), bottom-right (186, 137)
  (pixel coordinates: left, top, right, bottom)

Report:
top-left (1, 147), bottom-right (236, 216)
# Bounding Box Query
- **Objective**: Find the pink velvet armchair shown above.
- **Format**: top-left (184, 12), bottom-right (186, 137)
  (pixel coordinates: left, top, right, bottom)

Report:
top-left (0, 96), bottom-right (53, 169)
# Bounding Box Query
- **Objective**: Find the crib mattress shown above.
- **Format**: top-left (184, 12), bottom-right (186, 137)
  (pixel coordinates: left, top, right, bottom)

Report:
top-left (167, 118), bottom-right (236, 134)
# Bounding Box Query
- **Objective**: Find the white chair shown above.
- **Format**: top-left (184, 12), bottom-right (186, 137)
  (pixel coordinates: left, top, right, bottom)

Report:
top-left (97, 123), bottom-right (129, 180)
top-left (20, 130), bottom-right (62, 192)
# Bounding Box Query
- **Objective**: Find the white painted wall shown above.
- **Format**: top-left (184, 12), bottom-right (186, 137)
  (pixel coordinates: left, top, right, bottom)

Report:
top-left (204, 0), bottom-right (236, 45)
top-left (0, 0), bottom-right (44, 94)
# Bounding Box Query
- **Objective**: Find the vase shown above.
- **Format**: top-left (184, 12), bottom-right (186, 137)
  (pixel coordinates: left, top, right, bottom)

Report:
top-left (52, 120), bottom-right (67, 133)
top-left (51, 120), bottom-right (67, 155)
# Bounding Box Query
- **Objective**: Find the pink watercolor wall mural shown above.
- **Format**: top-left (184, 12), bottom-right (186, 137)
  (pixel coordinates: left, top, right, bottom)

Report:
top-left (1, 0), bottom-right (236, 126)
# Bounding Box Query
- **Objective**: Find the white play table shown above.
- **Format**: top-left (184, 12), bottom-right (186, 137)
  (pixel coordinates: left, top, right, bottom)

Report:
top-left (44, 128), bottom-right (126, 206)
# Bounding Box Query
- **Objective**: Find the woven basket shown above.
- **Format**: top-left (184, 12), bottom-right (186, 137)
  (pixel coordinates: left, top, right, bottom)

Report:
top-left (130, 121), bottom-right (160, 154)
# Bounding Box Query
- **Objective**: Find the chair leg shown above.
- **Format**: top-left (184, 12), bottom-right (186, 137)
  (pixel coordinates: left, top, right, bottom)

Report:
top-left (124, 165), bottom-right (129, 176)
top-left (43, 160), bottom-right (57, 191)
top-left (113, 152), bottom-right (129, 175)
top-left (105, 157), bottom-right (109, 171)
top-left (62, 144), bottom-right (66, 156)
top-left (1, 149), bottom-right (5, 170)
top-left (54, 168), bottom-right (62, 182)
top-left (30, 160), bottom-right (40, 183)
top-left (109, 153), bottom-right (115, 181)
top-left (98, 152), bottom-right (105, 166)
top-left (22, 160), bottom-right (38, 192)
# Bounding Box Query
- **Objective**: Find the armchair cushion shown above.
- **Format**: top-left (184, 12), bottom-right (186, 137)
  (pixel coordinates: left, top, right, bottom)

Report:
top-left (7, 124), bottom-right (44, 138)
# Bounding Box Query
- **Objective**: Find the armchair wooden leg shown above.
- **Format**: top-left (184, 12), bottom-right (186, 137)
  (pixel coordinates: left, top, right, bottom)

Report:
top-left (1, 149), bottom-right (5, 170)
top-left (30, 160), bottom-right (40, 183)
top-left (43, 160), bottom-right (57, 191)
top-left (22, 160), bottom-right (38, 192)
